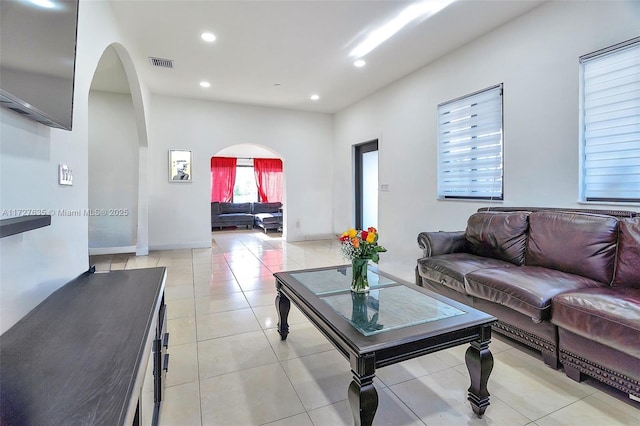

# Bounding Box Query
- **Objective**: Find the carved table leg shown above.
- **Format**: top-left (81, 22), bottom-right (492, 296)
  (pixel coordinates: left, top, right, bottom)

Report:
top-left (275, 284), bottom-right (290, 340)
top-left (348, 354), bottom-right (378, 426)
top-left (465, 325), bottom-right (494, 417)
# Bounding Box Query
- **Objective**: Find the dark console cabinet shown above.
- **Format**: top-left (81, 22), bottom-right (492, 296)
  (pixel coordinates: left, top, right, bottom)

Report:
top-left (0, 267), bottom-right (168, 426)
top-left (155, 294), bottom-right (170, 404)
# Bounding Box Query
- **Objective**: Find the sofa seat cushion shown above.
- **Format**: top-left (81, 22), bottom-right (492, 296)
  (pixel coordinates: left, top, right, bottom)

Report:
top-left (254, 212), bottom-right (282, 225)
top-left (213, 213), bottom-right (254, 224)
top-left (417, 253), bottom-right (517, 295)
top-left (552, 287), bottom-right (640, 358)
top-left (465, 266), bottom-right (604, 322)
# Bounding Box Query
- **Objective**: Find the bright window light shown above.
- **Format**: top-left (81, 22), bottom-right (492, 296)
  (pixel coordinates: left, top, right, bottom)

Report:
top-left (233, 166), bottom-right (258, 203)
top-left (350, 0), bottom-right (456, 58)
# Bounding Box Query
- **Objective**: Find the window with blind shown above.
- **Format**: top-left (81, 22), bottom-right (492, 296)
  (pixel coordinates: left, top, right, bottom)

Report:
top-left (437, 84), bottom-right (503, 200)
top-left (580, 37), bottom-right (640, 203)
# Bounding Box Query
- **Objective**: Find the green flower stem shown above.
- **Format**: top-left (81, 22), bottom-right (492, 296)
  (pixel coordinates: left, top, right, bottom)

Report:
top-left (351, 258), bottom-right (370, 293)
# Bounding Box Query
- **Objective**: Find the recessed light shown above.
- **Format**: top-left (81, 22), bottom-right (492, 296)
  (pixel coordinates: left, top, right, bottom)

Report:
top-left (310, 94), bottom-right (320, 101)
top-left (354, 59), bottom-right (366, 68)
top-left (200, 81), bottom-right (211, 88)
top-left (201, 32), bottom-right (216, 42)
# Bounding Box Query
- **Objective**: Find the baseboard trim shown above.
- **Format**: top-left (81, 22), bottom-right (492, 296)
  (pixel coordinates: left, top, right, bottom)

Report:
top-left (89, 246), bottom-right (136, 256)
top-left (304, 233), bottom-right (335, 241)
top-left (149, 241), bottom-right (212, 251)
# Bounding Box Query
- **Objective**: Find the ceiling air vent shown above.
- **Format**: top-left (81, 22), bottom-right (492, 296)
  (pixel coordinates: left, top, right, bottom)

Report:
top-left (149, 57), bottom-right (174, 68)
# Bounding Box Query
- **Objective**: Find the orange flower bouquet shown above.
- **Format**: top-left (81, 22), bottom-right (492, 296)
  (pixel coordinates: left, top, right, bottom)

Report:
top-left (338, 227), bottom-right (386, 292)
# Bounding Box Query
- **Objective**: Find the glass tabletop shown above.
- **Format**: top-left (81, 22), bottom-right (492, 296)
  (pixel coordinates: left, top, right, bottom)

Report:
top-left (290, 266), bottom-right (395, 296)
top-left (289, 267), bottom-right (467, 336)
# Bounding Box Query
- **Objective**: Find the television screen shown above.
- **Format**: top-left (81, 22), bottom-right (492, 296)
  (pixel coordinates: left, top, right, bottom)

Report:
top-left (0, 0), bottom-right (79, 130)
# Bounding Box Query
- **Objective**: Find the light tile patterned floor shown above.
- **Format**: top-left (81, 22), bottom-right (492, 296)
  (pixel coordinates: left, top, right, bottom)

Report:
top-left (91, 230), bottom-right (640, 426)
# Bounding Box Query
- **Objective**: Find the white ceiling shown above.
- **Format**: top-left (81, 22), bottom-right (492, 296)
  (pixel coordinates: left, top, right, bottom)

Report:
top-left (97, 0), bottom-right (546, 113)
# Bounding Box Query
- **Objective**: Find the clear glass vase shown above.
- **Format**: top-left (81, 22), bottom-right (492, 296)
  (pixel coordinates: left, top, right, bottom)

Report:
top-left (351, 258), bottom-right (370, 293)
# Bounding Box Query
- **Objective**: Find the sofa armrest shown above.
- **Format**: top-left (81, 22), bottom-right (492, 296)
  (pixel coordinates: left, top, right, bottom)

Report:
top-left (417, 231), bottom-right (467, 257)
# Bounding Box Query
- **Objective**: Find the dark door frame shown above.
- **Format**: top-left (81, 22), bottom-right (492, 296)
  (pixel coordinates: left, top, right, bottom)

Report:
top-left (354, 139), bottom-right (378, 230)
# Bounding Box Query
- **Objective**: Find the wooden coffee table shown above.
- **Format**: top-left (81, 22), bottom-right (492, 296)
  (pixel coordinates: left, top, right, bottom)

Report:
top-left (274, 265), bottom-right (496, 426)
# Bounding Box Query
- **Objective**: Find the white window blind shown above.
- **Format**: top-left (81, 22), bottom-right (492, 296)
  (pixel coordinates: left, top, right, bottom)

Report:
top-left (581, 38), bottom-right (640, 202)
top-left (438, 84), bottom-right (503, 199)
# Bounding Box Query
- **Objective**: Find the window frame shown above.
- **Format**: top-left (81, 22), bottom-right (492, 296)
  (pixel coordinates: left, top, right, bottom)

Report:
top-left (579, 37), bottom-right (640, 204)
top-left (437, 83), bottom-right (504, 201)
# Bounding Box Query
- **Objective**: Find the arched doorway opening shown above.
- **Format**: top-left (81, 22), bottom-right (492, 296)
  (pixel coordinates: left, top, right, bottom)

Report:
top-left (88, 44), bottom-right (149, 255)
top-left (210, 144), bottom-right (286, 239)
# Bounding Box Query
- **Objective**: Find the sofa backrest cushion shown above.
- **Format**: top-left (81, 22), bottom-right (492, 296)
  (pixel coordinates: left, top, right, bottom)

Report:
top-left (612, 217), bottom-right (640, 288)
top-left (465, 211), bottom-right (530, 265)
top-left (526, 212), bottom-right (618, 284)
top-left (252, 202), bottom-right (282, 214)
top-left (219, 202), bottom-right (251, 214)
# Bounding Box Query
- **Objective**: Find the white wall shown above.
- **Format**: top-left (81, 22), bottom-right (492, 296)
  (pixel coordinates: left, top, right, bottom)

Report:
top-left (147, 95), bottom-right (334, 248)
top-left (216, 144), bottom-right (277, 159)
top-left (88, 91), bottom-right (139, 250)
top-left (334, 0), bottom-right (640, 281)
top-left (0, 1), bottom-right (149, 333)
top-left (2, 0), bottom-right (638, 332)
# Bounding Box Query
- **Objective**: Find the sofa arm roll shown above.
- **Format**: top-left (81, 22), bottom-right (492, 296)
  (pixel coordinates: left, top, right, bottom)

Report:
top-left (417, 231), bottom-right (467, 257)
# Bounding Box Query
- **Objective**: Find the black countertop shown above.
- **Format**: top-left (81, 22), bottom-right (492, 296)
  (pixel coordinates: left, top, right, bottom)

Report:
top-left (0, 215), bottom-right (51, 238)
top-left (0, 267), bottom-right (166, 426)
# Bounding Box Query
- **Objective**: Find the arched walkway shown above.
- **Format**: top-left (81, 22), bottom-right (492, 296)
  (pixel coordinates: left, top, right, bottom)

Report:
top-left (211, 144), bottom-right (287, 238)
top-left (88, 43), bottom-right (150, 255)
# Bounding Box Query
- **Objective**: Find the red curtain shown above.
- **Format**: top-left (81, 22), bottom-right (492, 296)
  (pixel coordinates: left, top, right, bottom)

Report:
top-left (210, 157), bottom-right (237, 202)
top-left (253, 158), bottom-right (283, 202)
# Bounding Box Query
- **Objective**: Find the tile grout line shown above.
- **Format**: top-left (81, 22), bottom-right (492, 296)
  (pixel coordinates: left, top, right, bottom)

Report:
top-left (189, 248), bottom-right (205, 426)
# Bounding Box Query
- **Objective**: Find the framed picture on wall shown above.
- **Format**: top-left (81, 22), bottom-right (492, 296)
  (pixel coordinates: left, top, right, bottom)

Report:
top-left (169, 149), bottom-right (192, 182)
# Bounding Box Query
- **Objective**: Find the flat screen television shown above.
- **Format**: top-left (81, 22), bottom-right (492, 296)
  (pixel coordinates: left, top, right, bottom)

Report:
top-left (0, 0), bottom-right (79, 130)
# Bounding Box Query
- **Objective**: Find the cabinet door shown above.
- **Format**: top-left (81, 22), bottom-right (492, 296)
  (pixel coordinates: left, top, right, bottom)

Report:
top-left (154, 297), bottom-right (169, 403)
top-left (139, 350), bottom-right (156, 425)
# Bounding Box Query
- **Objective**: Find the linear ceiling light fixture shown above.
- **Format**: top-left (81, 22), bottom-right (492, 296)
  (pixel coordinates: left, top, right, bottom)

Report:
top-left (26, 0), bottom-right (56, 9)
top-left (349, 0), bottom-right (457, 59)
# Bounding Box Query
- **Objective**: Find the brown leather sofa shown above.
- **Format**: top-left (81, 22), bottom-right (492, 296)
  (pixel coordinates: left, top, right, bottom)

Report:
top-left (416, 207), bottom-right (640, 399)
